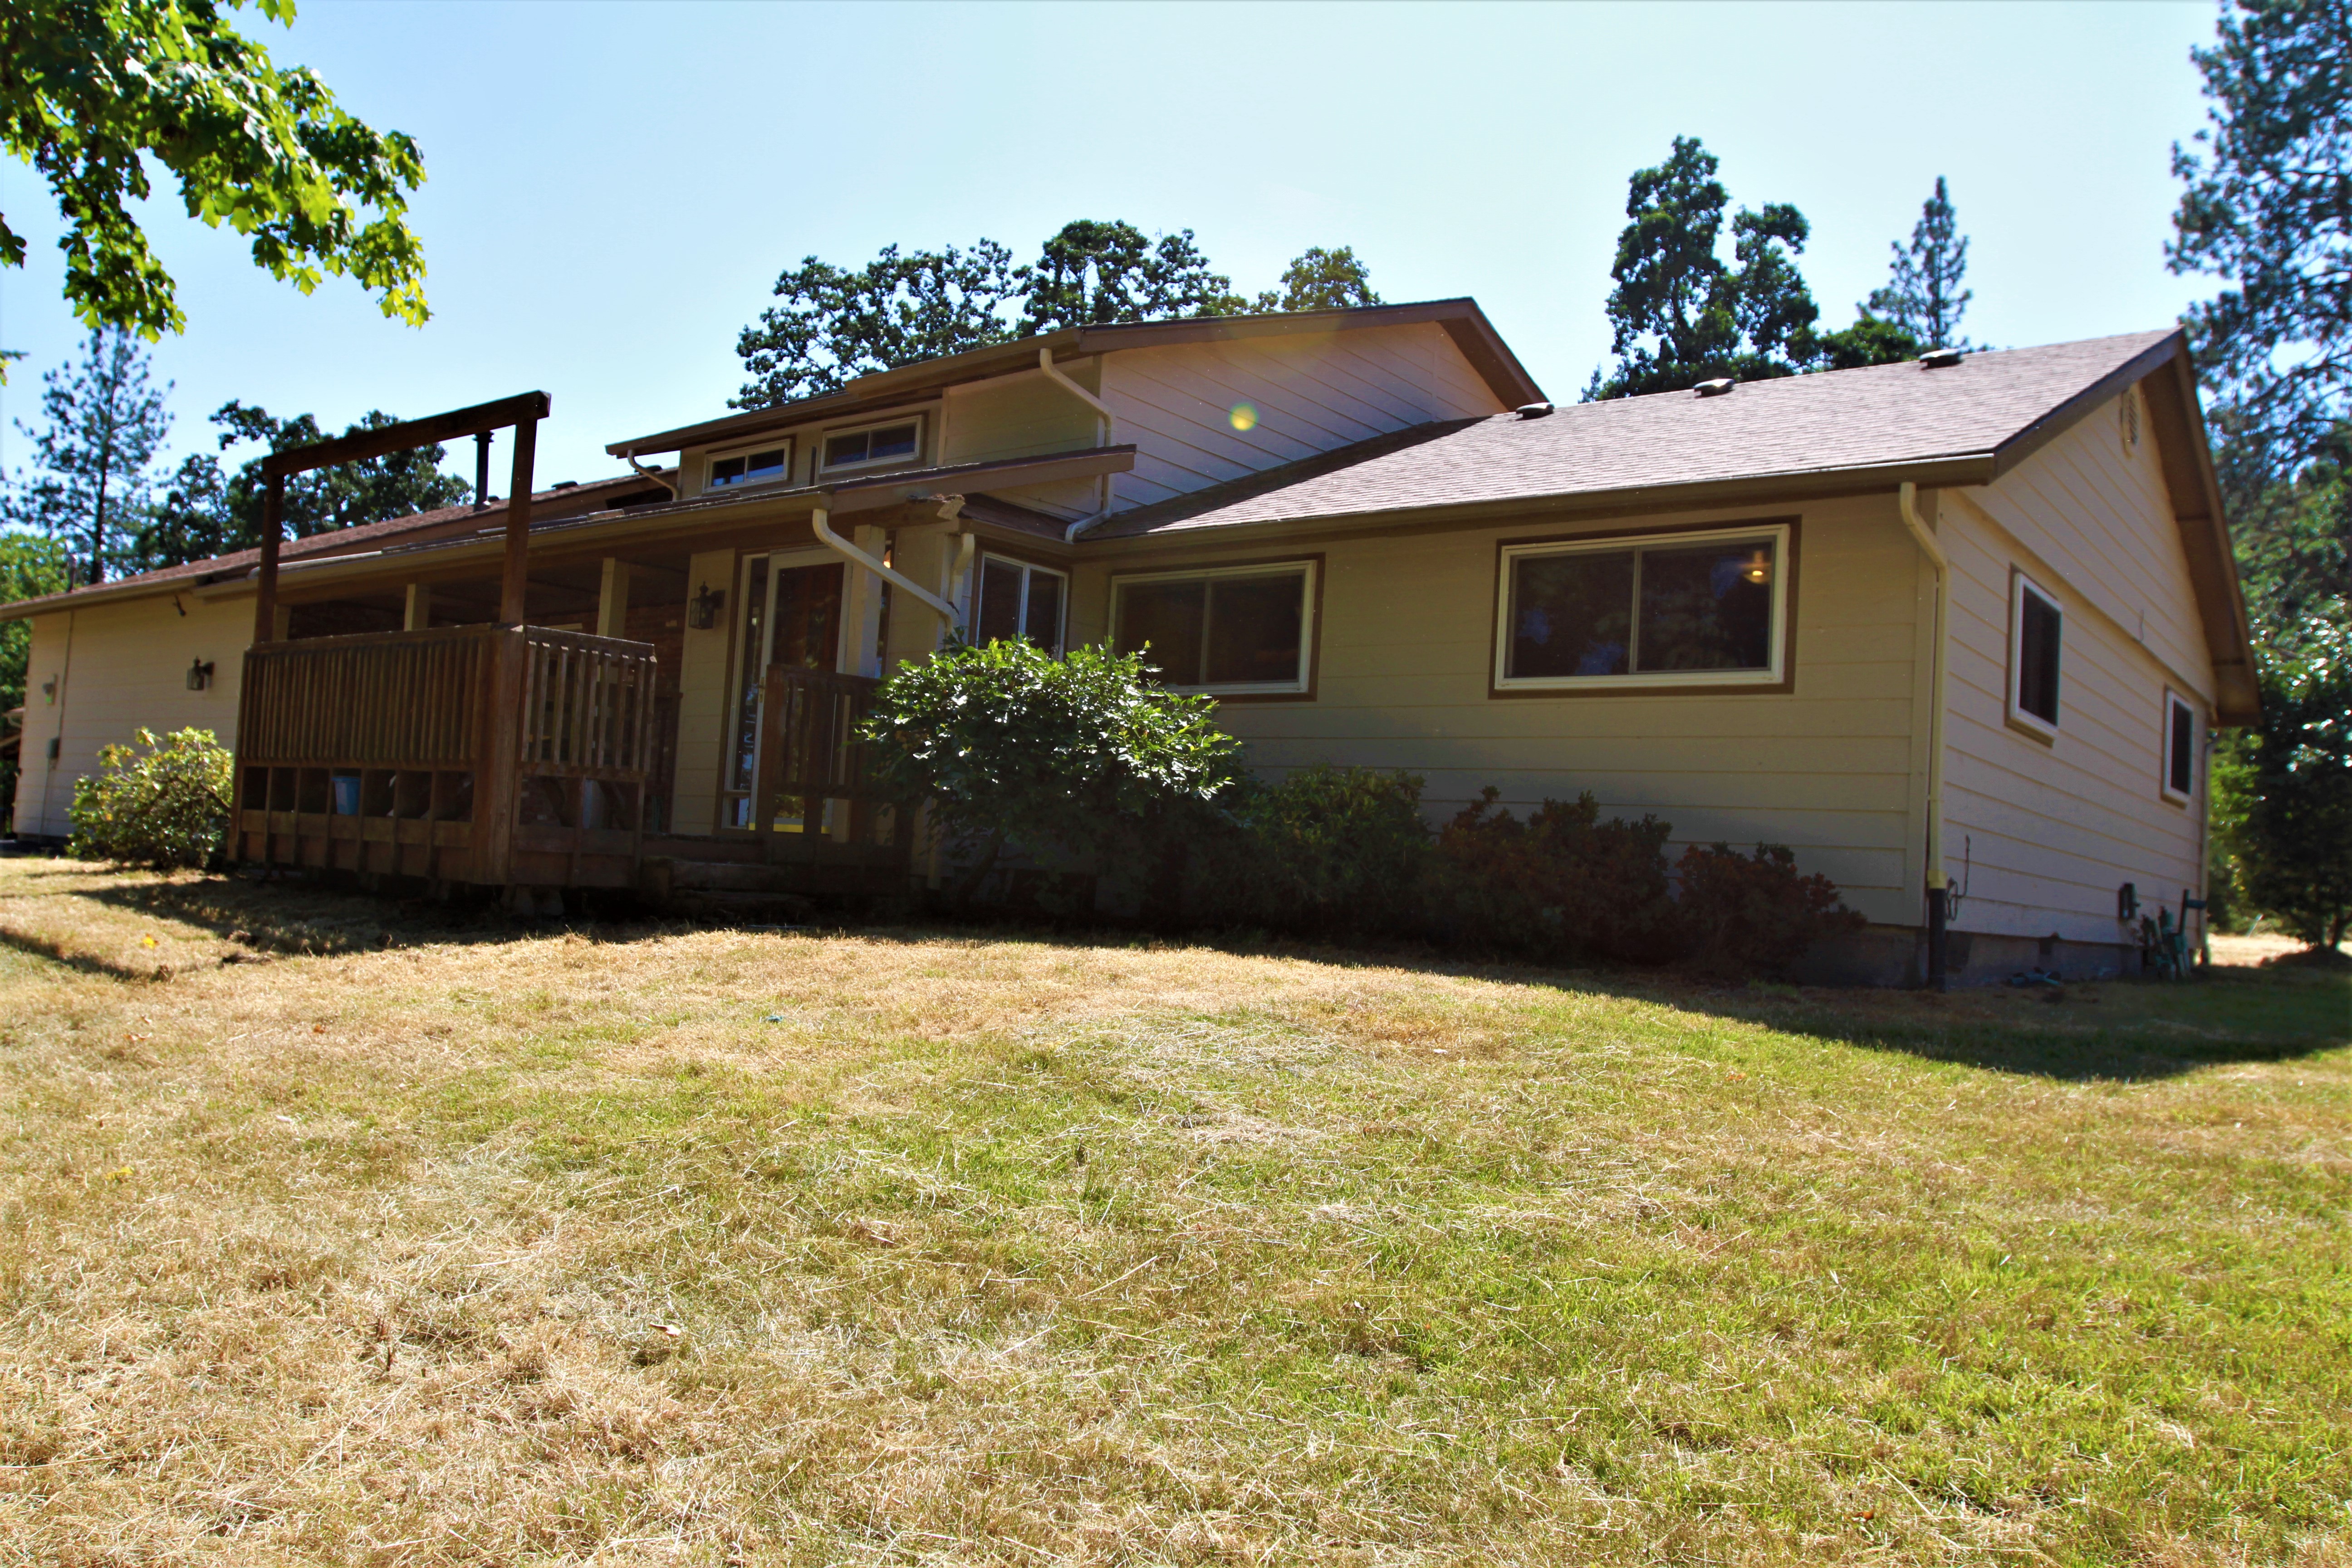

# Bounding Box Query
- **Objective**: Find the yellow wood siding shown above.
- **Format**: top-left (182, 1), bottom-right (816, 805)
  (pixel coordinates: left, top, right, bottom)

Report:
top-left (668, 547), bottom-right (738, 835)
top-left (1071, 493), bottom-right (1927, 925)
top-left (10, 596), bottom-right (251, 838)
top-left (1937, 391), bottom-right (2212, 943)
top-left (1102, 323), bottom-right (1507, 510)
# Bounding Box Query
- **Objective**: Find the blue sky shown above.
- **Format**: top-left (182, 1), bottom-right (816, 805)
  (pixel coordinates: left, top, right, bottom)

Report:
top-left (0, 0), bottom-right (2222, 492)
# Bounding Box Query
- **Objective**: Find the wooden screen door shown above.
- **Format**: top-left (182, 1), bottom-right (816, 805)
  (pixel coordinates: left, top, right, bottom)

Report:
top-left (751, 558), bottom-right (844, 832)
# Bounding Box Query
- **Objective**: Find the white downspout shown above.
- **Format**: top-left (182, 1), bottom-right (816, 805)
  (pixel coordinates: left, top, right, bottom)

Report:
top-left (1898, 481), bottom-right (1950, 895)
top-left (1039, 348), bottom-right (1117, 541)
top-left (621, 449), bottom-right (677, 499)
top-left (810, 504), bottom-right (959, 627)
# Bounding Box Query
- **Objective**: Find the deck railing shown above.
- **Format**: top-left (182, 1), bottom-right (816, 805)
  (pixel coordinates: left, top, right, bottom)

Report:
top-left (751, 666), bottom-right (909, 866)
top-left (234, 624), bottom-right (657, 889)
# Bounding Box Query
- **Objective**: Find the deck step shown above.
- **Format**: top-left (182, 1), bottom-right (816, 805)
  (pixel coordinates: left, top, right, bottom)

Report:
top-left (669, 887), bottom-right (821, 924)
top-left (654, 858), bottom-right (815, 893)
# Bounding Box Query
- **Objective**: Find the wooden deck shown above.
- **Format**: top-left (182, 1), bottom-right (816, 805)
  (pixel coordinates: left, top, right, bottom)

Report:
top-left (233, 629), bottom-right (911, 899)
top-left (233, 624), bottom-right (659, 889)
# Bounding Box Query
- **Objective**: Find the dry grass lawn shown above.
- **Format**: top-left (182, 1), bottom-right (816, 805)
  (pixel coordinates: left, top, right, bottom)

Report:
top-left (0, 855), bottom-right (2346, 1566)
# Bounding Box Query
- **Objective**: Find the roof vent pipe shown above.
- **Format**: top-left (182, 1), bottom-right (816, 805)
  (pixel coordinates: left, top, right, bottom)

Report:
top-left (1516, 402), bottom-right (1554, 419)
top-left (1920, 348), bottom-right (1964, 369)
top-left (1694, 378), bottom-right (1735, 397)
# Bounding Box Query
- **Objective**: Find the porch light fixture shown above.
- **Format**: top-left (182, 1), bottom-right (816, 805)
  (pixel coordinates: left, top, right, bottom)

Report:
top-left (186, 658), bottom-right (216, 692)
top-left (688, 582), bottom-right (725, 630)
top-left (40, 676), bottom-right (57, 705)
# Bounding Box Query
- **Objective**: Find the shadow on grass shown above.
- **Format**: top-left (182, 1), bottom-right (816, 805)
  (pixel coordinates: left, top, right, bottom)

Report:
top-left (20, 868), bottom-right (2349, 1083)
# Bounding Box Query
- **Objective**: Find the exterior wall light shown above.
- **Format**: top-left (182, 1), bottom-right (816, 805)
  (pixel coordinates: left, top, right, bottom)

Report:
top-left (688, 583), bottom-right (725, 630)
top-left (186, 659), bottom-right (216, 692)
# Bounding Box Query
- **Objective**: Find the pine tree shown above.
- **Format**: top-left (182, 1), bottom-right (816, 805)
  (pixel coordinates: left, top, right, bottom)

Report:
top-left (1253, 247), bottom-right (1382, 312)
top-left (4, 328), bottom-right (170, 583)
top-left (1867, 177), bottom-right (1973, 350)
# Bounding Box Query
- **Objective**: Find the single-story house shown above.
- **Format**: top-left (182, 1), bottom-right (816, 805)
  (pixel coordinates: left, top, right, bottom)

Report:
top-left (1, 300), bottom-right (2253, 983)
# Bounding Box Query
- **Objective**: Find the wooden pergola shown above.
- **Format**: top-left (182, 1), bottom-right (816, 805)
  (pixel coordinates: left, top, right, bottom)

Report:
top-left (250, 390), bottom-right (551, 643)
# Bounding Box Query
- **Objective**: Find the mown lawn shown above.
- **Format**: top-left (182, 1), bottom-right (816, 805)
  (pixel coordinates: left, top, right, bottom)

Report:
top-left (0, 856), bottom-right (2345, 1567)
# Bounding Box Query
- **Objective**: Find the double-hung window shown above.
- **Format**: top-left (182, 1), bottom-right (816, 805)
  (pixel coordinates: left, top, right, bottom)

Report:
top-left (708, 441), bottom-right (791, 492)
top-left (973, 555), bottom-right (1066, 653)
top-left (2009, 571), bottom-right (2064, 739)
top-left (1110, 561), bottom-right (1317, 696)
top-left (1494, 524), bottom-right (1790, 691)
top-left (2163, 691), bottom-right (2197, 803)
top-left (819, 417), bottom-right (921, 474)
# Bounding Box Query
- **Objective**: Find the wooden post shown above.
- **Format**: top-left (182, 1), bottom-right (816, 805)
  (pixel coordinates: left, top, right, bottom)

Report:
top-left (595, 558), bottom-right (631, 639)
top-left (252, 475), bottom-right (286, 645)
top-left (402, 582), bottom-right (432, 632)
top-left (500, 416), bottom-right (539, 625)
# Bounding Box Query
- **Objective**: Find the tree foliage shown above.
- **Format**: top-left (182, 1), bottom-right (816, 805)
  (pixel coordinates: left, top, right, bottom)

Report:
top-left (2215, 631), bottom-right (2352, 950)
top-left (1588, 137), bottom-right (1827, 398)
top-left (1252, 246), bottom-right (1382, 313)
top-left (137, 400), bottom-right (470, 568)
top-left (2170, 0), bottom-right (2352, 479)
top-left (0, 531), bottom-right (69, 732)
top-left (3, 327), bottom-right (170, 581)
top-left (1867, 176), bottom-right (1974, 349)
top-left (733, 240), bottom-right (1022, 408)
top-left (66, 725), bottom-right (232, 869)
top-left (0, 0), bottom-right (430, 369)
top-left (735, 225), bottom-right (1377, 408)
top-left (862, 638), bottom-right (1239, 904)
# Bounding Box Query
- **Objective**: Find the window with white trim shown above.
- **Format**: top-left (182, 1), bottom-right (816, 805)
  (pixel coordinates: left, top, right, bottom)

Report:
top-left (707, 441), bottom-right (790, 492)
top-left (2009, 571), bottom-right (2063, 736)
top-left (1494, 524), bottom-right (1789, 690)
top-left (1110, 561), bottom-right (1316, 695)
top-left (819, 417), bottom-right (921, 474)
top-left (973, 555), bottom-right (1065, 653)
top-left (2163, 691), bottom-right (2196, 803)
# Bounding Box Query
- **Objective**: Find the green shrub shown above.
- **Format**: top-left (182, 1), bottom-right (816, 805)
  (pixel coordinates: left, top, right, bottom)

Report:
top-left (66, 726), bottom-right (232, 869)
top-left (1673, 841), bottom-right (1866, 978)
top-left (1434, 788), bottom-right (1681, 962)
top-left (2218, 632), bottom-right (2352, 950)
top-left (863, 639), bottom-right (1237, 910)
top-left (1189, 765), bottom-right (1436, 936)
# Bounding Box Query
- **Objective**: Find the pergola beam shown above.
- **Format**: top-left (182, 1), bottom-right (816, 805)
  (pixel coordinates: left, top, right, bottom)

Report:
top-left (252, 392), bottom-right (549, 646)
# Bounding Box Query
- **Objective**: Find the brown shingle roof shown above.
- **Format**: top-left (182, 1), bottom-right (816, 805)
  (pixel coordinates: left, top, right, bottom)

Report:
top-left (1090, 330), bottom-right (2181, 539)
top-left (0, 470), bottom-right (667, 620)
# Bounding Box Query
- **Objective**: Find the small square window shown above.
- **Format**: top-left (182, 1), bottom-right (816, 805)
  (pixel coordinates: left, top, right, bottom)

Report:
top-left (709, 444), bottom-right (790, 491)
top-left (820, 419), bottom-right (921, 472)
top-left (1110, 563), bottom-right (1315, 695)
top-left (972, 555), bottom-right (1065, 654)
top-left (2163, 692), bottom-right (2196, 802)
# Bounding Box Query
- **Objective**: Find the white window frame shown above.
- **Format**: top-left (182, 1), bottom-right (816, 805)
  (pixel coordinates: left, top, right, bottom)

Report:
top-left (1492, 522), bottom-right (1792, 692)
top-left (1107, 559), bottom-right (1318, 696)
top-left (817, 414), bottom-right (926, 475)
top-left (2008, 569), bottom-right (2064, 740)
top-left (2162, 689), bottom-right (2197, 805)
top-left (705, 436), bottom-right (794, 495)
top-left (970, 554), bottom-right (1068, 652)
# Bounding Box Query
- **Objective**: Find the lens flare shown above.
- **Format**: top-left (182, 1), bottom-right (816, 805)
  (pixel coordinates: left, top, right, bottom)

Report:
top-left (1229, 402), bottom-right (1258, 432)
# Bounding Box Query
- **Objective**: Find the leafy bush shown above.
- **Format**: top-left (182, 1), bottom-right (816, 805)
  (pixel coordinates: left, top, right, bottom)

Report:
top-left (2218, 632), bottom-right (2352, 950)
top-left (67, 726), bottom-right (232, 869)
top-left (1673, 841), bottom-right (1866, 978)
top-left (1435, 788), bottom-right (1680, 962)
top-left (863, 639), bottom-right (1237, 909)
top-left (1189, 765), bottom-right (1436, 936)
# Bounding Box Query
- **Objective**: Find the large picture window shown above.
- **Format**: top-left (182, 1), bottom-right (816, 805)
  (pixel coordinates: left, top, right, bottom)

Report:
top-left (1494, 524), bottom-right (1789, 691)
top-left (973, 555), bottom-right (1065, 653)
top-left (2009, 571), bottom-right (2063, 738)
top-left (1110, 561), bottom-right (1317, 695)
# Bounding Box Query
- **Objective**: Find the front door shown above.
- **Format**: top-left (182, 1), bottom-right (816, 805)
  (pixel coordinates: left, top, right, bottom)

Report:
top-left (723, 555), bottom-right (844, 830)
